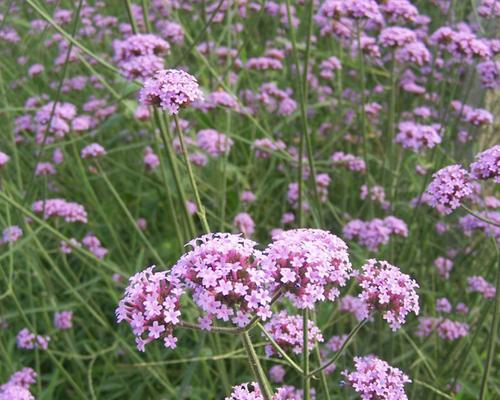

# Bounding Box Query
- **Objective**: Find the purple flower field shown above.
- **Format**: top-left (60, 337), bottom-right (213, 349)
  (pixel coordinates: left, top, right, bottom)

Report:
top-left (0, 1), bottom-right (498, 399)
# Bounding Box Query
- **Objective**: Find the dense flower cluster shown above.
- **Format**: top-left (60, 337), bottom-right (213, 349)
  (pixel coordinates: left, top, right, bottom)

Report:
top-left (331, 151), bottom-right (366, 173)
top-left (2, 225), bottom-right (23, 244)
top-left (139, 69), bottom-right (203, 114)
top-left (434, 257), bottom-right (454, 279)
top-left (342, 355), bottom-right (411, 400)
top-left (113, 34), bottom-right (169, 80)
top-left (470, 145), bottom-right (499, 183)
top-left (172, 233), bottom-right (272, 328)
top-left (116, 266), bottom-right (183, 351)
top-left (0, 367), bottom-right (36, 400)
top-left (32, 198), bottom-right (88, 223)
top-left (459, 212), bottom-right (500, 240)
top-left (16, 328), bottom-right (50, 350)
top-left (467, 276), bottom-right (496, 299)
top-left (233, 212), bottom-right (255, 237)
top-left (81, 143), bottom-right (106, 159)
top-left (54, 311), bottom-right (73, 330)
top-left (355, 259), bottom-right (419, 330)
top-left (425, 165), bottom-right (473, 214)
top-left (263, 311), bottom-right (324, 357)
top-left (416, 317), bottom-right (469, 340)
top-left (339, 295), bottom-right (369, 321)
top-left (395, 121), bottom-right (442, 152)
top-left (196, 129), bottom-right (234, 157)
top-left (343, 216), bottom-right (408, 251)
top-left (225, 382), bottom-right (313, 400)
top-left (261, 229), bottom-right (352, 309)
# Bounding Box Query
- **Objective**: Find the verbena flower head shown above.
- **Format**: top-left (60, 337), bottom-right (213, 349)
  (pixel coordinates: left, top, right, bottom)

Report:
top-left (54, 311), bottom-right (73, 330)
top-left (81, 143), bottom-right (106, 159)
top-left (196, 129), bottom-right (234, 157)
top-left (0, 368), bottom-right (37, 400)
top-left (395, 121), bottom-right (441, 152)
top-left (467, 276), bottom-right (496, 299)
top-left (269, 365), bottom-right (286, 383)
top-left (263, 310), bottom-right (324, 357)
top-left (343, 355), bottom-right (411, 400)
top-left (379, 27), bottom-right (417, 47)
top-left (261, 229), bottom-right (352, 309)
top-left (234, 212), bottom-right (255, 237)
top-left (16, 328), bottom-right (50, 350)
top-left (116, 265), bottom-right (183, 351)
top-left (171, 233), bottom-right (273, 329)
top-left (434, 257), bottom-right (454, 279)
top-left (470, 145), bottom-right (499, 183)
top-left (139, 69), bottom-right (203, 115)
top-left (225, 382), bottom-right (313, 400)
top-left (356, 259), bottom-right (419, 330)
top-left (32, 198), bottom-right (88, 223)
top-left (416, 317), bottom-right (469, 340)
top-left (426, 165), bottom-right (473, 214)
top-left (2, 226), bottom-right (23, 244)
top-left (0, 151), bottom-right (10, 168)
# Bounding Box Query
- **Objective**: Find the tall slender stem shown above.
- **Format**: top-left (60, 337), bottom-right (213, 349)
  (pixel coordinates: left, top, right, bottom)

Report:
top-left (241, 331), bottom-right (274, 400)
top-left (309, 319), bottom-right (367, 377)
top-left (173, 114), bottom-right (211, 234)
top-left (256, 323), bottom-right (303, 374)
top-left (462, 205), bottom-right (500, 228)
top-left (302, 309), bottom-right (311, 400)
top-left (154, 110), bottom-right (196, 237)
top-left (479, 242), bottom-right (499, 400)
top-left (123, 0), bottom-right (139, 34)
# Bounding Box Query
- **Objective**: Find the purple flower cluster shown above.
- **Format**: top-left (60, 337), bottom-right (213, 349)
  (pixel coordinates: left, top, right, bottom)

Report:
top-left (470, 145), bottom-right (499, 183)
top-left (477, 61), bottom-right (500, 89)
top-left (113, 34), bottom-right (169, 80)
top-left (0, 368), bottom-right (36, 400)
top-left (261, 229), bottom-right (352, 309)
top-left (54, 311), bottom-right (73, 330)
top-left (459, 212), bottom-right (500, 240)
top-left (331, 151), bottom-right (366, 173)
top-left (253, 138), bottom-right (286, 159)
top-left (356, 259), bottom-right (419, 330)
top-left (16, 328), bottom-right (50, 350)
top-left (467, 276), bottom-right (496, 299)
top-left (34, 101), bottom-right (77, 143)
top-left (139, 69), bottom-right (204, 115)
top-left (196, 129), bottom-right (234, 157)
top-left (0, 151), bottom-right (9, 168)
top-left (234, 212), bottom-right (255, 237)
top-left (263, 310), bottom-right (324, 357)
top-left (116, 266), bottom-right (183, 351)
top-left (81, 143), bottom-right (106, 159)
top-left (342, 355), bottom-right (411, 400)
top-left (395, 121), bottom-right (442, 152)
top-left (82, 232), bottom-right (108, 259)
top-left (416, 317), bottom-right (469, 341)
top-left (2, 225), bottom-right (23, 244)
top-left (339, 295), bottom-right (369, 322)
top-left (425, 165), bottom-right (473, 214)
top-left (434, 256), bottom-right (454, 279)
top-left (32, 198), bottom-right (88, 223)
top-left (343, 216), bottom-right (408, 251)
top-left (172, 233), bottom-right (272, 329)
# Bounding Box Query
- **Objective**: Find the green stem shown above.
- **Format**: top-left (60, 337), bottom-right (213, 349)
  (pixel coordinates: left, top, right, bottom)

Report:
top-left (256, 323), bottom-right (303, 374)
top-left (123, 0), bottom-right (139, 34)
top-left (309, 319), bottom-right (366, 377)
top-left (461, 205), bottom-right (500, 228)
top-left (173, 114), bottom-right (211, 234)
top-left (241, 331), bottom-right (273, 400)
top-left (479, 242), bottom-right (499, 400)
top-left (154, 110), bottom-right (196, 237)
top-left (302, 309), bottom-right (311, 400)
